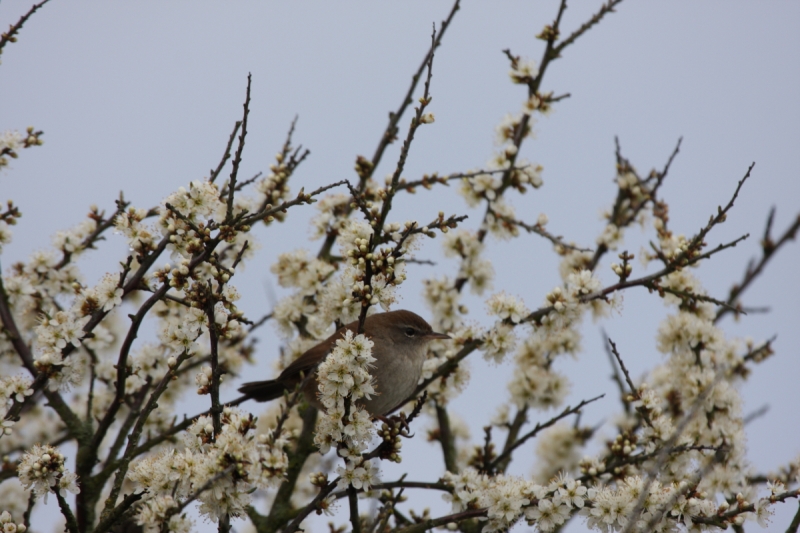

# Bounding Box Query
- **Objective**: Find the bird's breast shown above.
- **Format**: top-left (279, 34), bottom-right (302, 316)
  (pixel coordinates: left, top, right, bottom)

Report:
top-left (362, 346), bottom-right (425, 416)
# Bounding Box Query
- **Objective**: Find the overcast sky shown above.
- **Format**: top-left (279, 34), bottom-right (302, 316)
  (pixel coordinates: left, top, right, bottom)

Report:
top-left (1, 1), bottom-right (798, 531)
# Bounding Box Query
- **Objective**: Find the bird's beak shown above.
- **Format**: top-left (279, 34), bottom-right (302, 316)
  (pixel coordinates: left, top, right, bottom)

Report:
top-left (426, 331), bottom-right (451, 340)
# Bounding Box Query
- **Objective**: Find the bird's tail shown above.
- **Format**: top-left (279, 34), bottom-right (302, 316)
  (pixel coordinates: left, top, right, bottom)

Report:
top-left (237, 380), bottom-right (287, 402)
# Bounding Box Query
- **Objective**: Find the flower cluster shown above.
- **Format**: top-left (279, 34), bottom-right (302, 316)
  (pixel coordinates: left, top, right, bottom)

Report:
top-left (255, 154), bottom-right (293, 224)
top-left (423, 276), bottom-right (463, 332)
top-left (134, 495), bottom-right (193, 533)
top-left (271, 249), bottom-right (335, 296)
top-left (0, 511), bottom-right (26, 533)
top-left (0, 223), bottom-right (11, 256)
top-left (507, 333), bottom-right (571, 410)
top-left (0, 130), bottom-right (24, 158)
top-left (443, 468), bottom-right (537, 531)
top-left (442, 230), bottom-right (493, 296)
top-left (339, 218), bottom-right (413, 309)
top-left (314, 331), bottom-right (376, 454)
top-left (159, 180), bottom-right (228, 260)
top-left (157, 305), bottom-right (208, 358)
top-left (32, 271), bottom-right (127, 391)
top-left (533, 423), bottom-right (585, 483)
top-left (486, 292), bottom-right (528, 324)
top-left (312, 330), bottom-right (383, 493)
top-left (51, 216), bottom-right (98, 258)
top-left (459, 171), bottom-right (501, 207)
top-left (444, 466), bottom-right (787, 532)
top-left (509, 57), bottom-right (538, 84)
top-left (485, 199), bottom-right (521, 240)
top-left (115, 206), bottom-right (158, 254)
top-left (0, 127), bottom-right (43, 170)
top-left (0, 375), bottom-right (33, 426)
top-left (128, 408), bottom-right (289, 525)
top-left (443, 469), bottom-right (591, 532)
top-left (481, 322), bottom-right (517, 364)
top-left (418, 322), bottom-right (477, 407)
top-left (17, 444), bottom-right (80, 501)
top-left (270, 211), bottom-right (422, 351)
top-left (310, 192), bottom-right (350, 240)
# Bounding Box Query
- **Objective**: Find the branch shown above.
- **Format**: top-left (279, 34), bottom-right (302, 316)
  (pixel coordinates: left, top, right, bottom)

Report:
top-left (578, 443), bottom-right (723, 484)
top-left (205, 285), bottom-right (224, 436)
top-left (91, 283), bottom-right (170, 455)
top-left (715, 209), bottom-right (800, 323)
top-left (331, 480), bottom-right (452, 500)
top-left (491, 210), bottom-right (592, 253)
top-left (97, 351), bottom-right (193, 523)
top-left (602, 331), bottom-right (629, 413)
top-left (632, 447), bottom-right (728, 533)
top-left (225, 73), bottom-right (252, 222)
top-left (281, 474), bottom-right (339, 533)
top-left (412, 339), bottom-right (482, 399)
top-left (0, 0), bottom-right (52, 56)
top-left (93, 491), bottom-right (145, 533)
top-left (495, 407), bottom-right (527, 474)
top-left (0, 263), bottom-right (82, 434)
top-left (395, 166), bottom-right (524, 193)
top-left (488, 394), bottom-right (603, 471)
top-left (54, 200), bottom-right (132, 269)
top-left (348, 486), bottom-right (362, 533)
top-left (209, 120), bottom-right (242, 184)
top-left (435, 402), bottom-right (458, 474)
top-left (787, 501), bottom-right (800, 533)
top-left (393, 508), bottom-right (487, 533)
top-left (518, 230), bottom-right (752, 326)
top-left (453, 0), bottom-right (625, 291)
top-left (241, 180), bottom-right (348, 226)
top-left (55, 488), bottom-right (80, 533)
top-left (553, 0), bottom-right (626, 56)
top-left (370, 23), bottom-right (439, 256)
top-left (257, 406), bottom-right (319, 532)
top-left (158, 467), bottom-right (235, 533)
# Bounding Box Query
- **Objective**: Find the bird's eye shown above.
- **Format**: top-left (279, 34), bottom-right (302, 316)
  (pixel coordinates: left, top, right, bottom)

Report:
top-left (404, 327), bottom-right (416, 337)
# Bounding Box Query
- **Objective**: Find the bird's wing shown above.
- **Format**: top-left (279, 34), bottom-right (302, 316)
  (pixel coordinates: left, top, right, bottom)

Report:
top-left (278, 323), bottom-right (359, 381)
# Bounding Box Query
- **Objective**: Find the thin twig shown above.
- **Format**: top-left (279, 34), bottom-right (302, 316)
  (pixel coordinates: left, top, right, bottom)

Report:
top-left (210, 121), bottom-right (242, 184)
top-left (0, 0), bottom-right (52, 56)
top-left (743, 404), bottom-right (769, 425)
top-left (492, 210), bottom-right (592, 253)
top-left (715, 209), bottom-right (800, 323)
top-left (55, 488), bottom-right (80, 533)
top-left (225, 74), bottom-right (252, 222)
top-left (393, 508), bottom-right (487, 533)
top-left (489, 395), bottom-right (604, 471)
top-left (553, 0), bottom-right (626, 56)
top-left (240, 180), bottom-right (348, 226)
top-left (602, 331), bottom-right (629, 413)
top-left (331, 480), bottom-right (452, 500)
top-left (158, 467), bottom-right (235, 533)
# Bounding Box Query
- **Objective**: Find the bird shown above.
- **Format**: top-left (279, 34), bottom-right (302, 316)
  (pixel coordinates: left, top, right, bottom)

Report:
top-left (238, 310), bottom-right (449, 416)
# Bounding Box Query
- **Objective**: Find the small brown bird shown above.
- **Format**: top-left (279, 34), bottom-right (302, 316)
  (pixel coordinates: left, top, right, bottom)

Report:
top-left (238, 310), bottom-right (449, 416)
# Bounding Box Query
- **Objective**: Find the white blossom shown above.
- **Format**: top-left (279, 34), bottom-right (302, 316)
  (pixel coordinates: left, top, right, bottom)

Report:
top-left (17, 444), bottom-right (80, 501)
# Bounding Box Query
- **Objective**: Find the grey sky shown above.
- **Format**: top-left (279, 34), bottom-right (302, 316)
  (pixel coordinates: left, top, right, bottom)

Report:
top-left (1, 1), bottom-right (798, 530)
